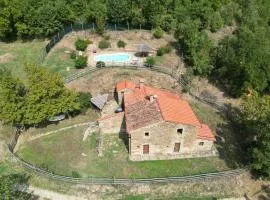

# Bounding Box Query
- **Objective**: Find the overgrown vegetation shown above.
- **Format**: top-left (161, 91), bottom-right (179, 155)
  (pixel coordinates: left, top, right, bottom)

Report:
top-left (98, 40), bottom-right (110, 49)
top-left (153, 27), bottom-right (163, 39)
top-left (240, 93), bottom-right (270, 178)
top-left (157, 45), bottom-right (172, 56)
top-left (75, 39), bottom-right (88, 51)
top-left (0, 65), bottom-right (80, 128)
top-left (74, 56), bottom-right (87, 69)
top-left (117, 40), bottom-right (126, 48)
top-left (145, 57), bottom-right (156, 67)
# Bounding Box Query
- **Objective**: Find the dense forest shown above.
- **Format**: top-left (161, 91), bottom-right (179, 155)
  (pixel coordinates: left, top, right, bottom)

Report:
top-left (1, 0), bottom-right (269, 97)
top-left (1, 0), bottom-right (270, 177)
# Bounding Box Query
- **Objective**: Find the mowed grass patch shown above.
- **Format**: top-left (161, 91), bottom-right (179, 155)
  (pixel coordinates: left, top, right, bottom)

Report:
top-left (43, 48), bottom-right (76, 77)
top-left (0, 40), bottom-right (46, 79)
top-left (17, 132), bottom-right (229, 178)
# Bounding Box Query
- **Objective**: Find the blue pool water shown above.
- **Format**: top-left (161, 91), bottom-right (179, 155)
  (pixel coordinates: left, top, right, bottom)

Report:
top-left (95, 53), bottom-right (130, 62)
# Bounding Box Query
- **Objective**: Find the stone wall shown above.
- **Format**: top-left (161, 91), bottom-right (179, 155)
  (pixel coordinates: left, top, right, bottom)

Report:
top-left (98, 112), bottom-right (125, 134)
top-left (129, 121), bottom-right (214, 161)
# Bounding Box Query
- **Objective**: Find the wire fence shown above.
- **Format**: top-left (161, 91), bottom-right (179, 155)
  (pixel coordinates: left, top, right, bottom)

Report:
top-left (39, 22), bottom-right (152, 63)
top-left (7, 146), bottom-right (245, 185)
top-left (64, 64), bottom-right (227, 112)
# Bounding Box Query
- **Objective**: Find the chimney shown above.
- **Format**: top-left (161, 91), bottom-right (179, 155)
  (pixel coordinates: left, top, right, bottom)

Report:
top-left (149, 94), bottom-right (157, 102)
top-left (139, 80), bottom-right (144, 89)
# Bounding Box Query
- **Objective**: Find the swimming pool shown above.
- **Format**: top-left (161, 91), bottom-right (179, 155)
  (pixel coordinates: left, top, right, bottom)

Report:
top-left (95, 53), bottom-right (131, 62)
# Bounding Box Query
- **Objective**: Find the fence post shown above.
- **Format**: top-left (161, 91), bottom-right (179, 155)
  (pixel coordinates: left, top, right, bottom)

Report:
top-left (140, 24), bottom-right (141, 34)
top-left (115, 24), bottom-right (116, 31)
top-left (82, 22), bottom-right (84, 31)
top-left (127, 22), bottom-right (129, 32)
top-left (58, 32), bottom-right (60, 40)
top-left (92, 23), bottom-right (95, 31)
top-left (71, 23), bottom-right (73, 32)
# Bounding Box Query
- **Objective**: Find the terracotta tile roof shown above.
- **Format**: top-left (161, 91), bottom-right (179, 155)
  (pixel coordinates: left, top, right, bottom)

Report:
top-left (116, 80), bottom-right (136, 92)
top-left (124, 99), bottom-right (163, 132)
top-left (121, 81), bottom-right (214, 140)
top-left (197, 124), bottom-right (216, 141)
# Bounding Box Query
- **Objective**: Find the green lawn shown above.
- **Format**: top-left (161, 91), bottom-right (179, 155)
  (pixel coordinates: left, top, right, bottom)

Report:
top-left (17, 126), bottom-right (229, 178)
top-left (43, 48), bottom-right (76, 77)
top-left (0, 40), bottom-right (46, 79)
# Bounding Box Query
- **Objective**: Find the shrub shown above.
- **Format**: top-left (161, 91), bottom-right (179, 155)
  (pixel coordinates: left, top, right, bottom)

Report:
top-left (75, 39), bottom-right (88, 51)
top-left (86, 39), bottom-right (93, 44)
top-left (71, 171), bottom-right (81, 178)
top-left (153, 27), bottom-right (163, 39)
top-left (104, 35), bottom-right (110, 40)
top-left (157, 45), bottom-right (172, 56)
top-left (70, 51), bottom-right (76, 59)
top-left (117, 40), bottom-right (126, 48)
top-left (78, 92), bottom-right (92, 113)
top-left (96, 61), bottom-right (105, 68)
top-left (145, 56), bottom-right (156, 67)
top-left (74, 56), bottom-right (87, 69)
top-left (99, 40), bottom-right (110, 49)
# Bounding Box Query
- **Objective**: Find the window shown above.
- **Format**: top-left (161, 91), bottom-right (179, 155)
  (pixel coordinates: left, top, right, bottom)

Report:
top-left (145, 132), bottom-right (149, 136)
top-left (143, 144), bottom-right (149, 154)
top-left (177, 128), bottom-right (183, 134)
top-left (199, 142), bottom-right (204, 146)
top-left (174, 143), bottom-right (181, 152)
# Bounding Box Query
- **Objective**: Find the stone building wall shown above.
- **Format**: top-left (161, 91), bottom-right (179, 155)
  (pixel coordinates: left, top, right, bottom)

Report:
top-left (129, 121), bottom-right (214, 161)
top-left (98, 112), bottom-right (125, 134)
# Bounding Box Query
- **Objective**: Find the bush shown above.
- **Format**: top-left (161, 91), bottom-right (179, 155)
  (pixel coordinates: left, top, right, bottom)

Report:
top-left (99, 40), bottom-right (110, 49)
top-left (74, 56), bottom-right (87, 69)
top-left (117, 40), bottom-right (126, 48)
top-left (153, 27), bottom-right (163, 39)
top-left (75, 39), bottom-right (88, 51)
top-left (71, 171), bottom-right (81, 178)
top-left (86, 39), bottom-right (93, 44)
top-left (157, 45), bottom-right (172, 56)
top-left (78, 92), bottom-right (92, 113)
top-left (70, 51), bottom-right (76, 59)
top-left (145, 56), bottom-right (156, 67)
top-left (104, 35), bottom-right (110, 40)
top-left (96, 61), bottom-right (105, 68)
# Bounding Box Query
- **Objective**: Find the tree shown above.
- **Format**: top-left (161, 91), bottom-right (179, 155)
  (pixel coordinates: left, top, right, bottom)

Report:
top-left (23, 64), bottom-right (80, 126)
top-left (0, 68), bottom-right (26, 125)
top-left (212, 25), bottom-right (270, 96)
top-left (107, 0), bottom-right (130, 23)
top-left (241, 93), bottom-right (270, 177)
top-left (176, 19), bottom-right (213, 75)
top-left (0, 174), bottom-right (37, 199)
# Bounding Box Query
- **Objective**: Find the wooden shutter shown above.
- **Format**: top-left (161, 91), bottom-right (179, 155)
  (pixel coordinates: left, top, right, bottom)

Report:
top-left (143, 144), bottom-right (149, 154)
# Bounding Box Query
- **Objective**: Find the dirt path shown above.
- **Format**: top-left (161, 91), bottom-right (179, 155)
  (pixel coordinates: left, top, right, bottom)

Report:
top-left (27, 186), bottom-right (88, 200)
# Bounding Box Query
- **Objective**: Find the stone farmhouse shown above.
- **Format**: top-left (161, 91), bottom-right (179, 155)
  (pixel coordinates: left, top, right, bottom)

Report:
top-left (99, 80), bottom-right (216, 161)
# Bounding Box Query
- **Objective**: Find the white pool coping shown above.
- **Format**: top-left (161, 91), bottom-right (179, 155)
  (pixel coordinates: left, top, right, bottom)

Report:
top-left (94, 52), bottom-right (133, 63)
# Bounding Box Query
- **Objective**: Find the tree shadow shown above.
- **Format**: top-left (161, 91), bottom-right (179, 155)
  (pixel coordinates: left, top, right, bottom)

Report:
top-left (214, 103), bottom-right (246, 168)
top-left (0, 174), bottom-right (39, 199)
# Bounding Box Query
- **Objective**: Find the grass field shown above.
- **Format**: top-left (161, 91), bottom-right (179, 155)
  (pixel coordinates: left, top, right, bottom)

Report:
top-left (17, 125), bottom-right (229, 179)
top-left (0, 40), bottom-right (46, 79)
top-left (43, 48), bottom-right (76, 77)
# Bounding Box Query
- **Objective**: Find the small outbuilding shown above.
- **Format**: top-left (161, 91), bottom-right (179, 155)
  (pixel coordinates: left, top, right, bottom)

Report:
top-left (136, 44), bottom-right (152, 57)
top-left (91, 94), bottom-right (108, 110)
